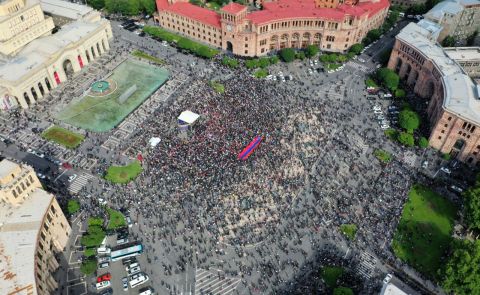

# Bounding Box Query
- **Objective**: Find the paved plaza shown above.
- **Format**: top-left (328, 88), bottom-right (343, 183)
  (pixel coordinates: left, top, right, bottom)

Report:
top-left (0, 18), bottom-right (460, 295)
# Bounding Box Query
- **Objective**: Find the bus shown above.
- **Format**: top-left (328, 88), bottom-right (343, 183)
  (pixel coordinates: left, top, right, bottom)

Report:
top-left (129, 273), bottom-right (149, 288)
top-left (110, 244), bottom-right (143, 262)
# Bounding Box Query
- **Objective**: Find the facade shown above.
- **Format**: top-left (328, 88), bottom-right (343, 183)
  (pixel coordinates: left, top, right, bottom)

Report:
top-left (424, 0), bottom-right (480, 43)
top-left (389, 0), bottom-right (424, 8)
top-left (0, 0), bottom-right (113, 111)
top-left (154, 0), bottom-right (389, 57)
top-left (388, 22), bottom-right (480, 165)
top-left (0, 159), bottom-right (71, 295)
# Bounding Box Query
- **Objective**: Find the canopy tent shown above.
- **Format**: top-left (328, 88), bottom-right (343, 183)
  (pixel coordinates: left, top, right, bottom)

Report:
top-left (149, 137), bottom-right (161, 147)
top-left (178, 110), bottom-right (200, 125)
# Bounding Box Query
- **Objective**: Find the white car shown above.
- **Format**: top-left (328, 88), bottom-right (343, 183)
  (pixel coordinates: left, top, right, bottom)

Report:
top-left (383, 93), bottom-right (393, 98)
top-left (126, 263), bottom-right (140, 272)
top-left (98, 256), bottom-right (111, 263)
top-left (127, 266), bottom-right (141, 276)
top-left (122, 277), bottom-right (129, 291)
top-left (68, 174), bottom-right (77, 182)
top-left (373, 105), bottom-right (381, 111)
top-left (96, 280), bottom-right (111, 290)
top-left (98, 262), bottom-right (109, 269)
top-left (358, 58), bottom-right (365, 63)
top-left (374, 110), bottom-right (383, 115)
top-left (440, 167), bottom-right (452, 174)
top-left (380, 124), bottom-right (390, 129)
top-left (422, 161), bottom-right (428, 169)
top-left (383, 274), bottom-right (393, 284)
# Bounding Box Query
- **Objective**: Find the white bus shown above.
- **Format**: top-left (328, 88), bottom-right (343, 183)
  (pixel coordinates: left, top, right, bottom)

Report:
top-left (110, 244), bottom-right (143, 262)
top-left (129, 273), bottom-right (149, 288)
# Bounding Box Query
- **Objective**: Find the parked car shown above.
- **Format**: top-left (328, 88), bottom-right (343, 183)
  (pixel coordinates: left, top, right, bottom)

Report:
top-left (97, 273), bottom-right (112, 283)
top-left (440, 167), bottom-right (452, 174)
top-left (422, 161), bottom-right (428, 169)
top-left (122, 277), bottom-right (129, 291)
top-left (98, 262), bottom-right (109, 269)
top-left (383, 274), bottom-right (393, 284)
top-left (96, 280), bottom-right (111, 290)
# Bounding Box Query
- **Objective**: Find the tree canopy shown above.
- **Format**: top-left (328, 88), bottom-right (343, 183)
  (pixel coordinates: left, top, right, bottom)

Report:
top-left (333, 287), bottom-right (354, 295)
top-left (279, 48), bottom-right (296, 62)
top-left (348, 43), bottom-right (364, 55)
top-left (105, 0), bottom-right (156, 15)
top-left (399, 110), bottom-right (420, 132)
top-left (442, 36), bottom-right (456, 47)
top-left (464, 184), bottom-right (480, 231)
top-left (418, 137), bottom-right (429, 148)
top-left (305, 45), bottom-right (319, 57)
top-left (442, 239), bottom-right (480, 295)
top-left (398, 132), bottom-right (415, 147)
top-left (67, 199), bottom-right (80, 215)
top-left (376, 68), bottom-right (399, 91)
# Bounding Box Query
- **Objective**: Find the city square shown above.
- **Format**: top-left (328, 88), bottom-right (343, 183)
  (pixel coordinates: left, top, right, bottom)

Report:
top-left (2, 0), bottom-right (480, 295)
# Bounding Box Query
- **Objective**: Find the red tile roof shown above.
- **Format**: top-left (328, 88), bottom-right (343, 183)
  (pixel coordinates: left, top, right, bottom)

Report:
top-left (221, 2), bottom-right (246, 14)
top-left (156, 0), bottom-right (222, 28)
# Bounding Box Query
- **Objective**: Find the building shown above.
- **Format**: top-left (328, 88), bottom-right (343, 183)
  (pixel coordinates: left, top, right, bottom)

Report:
top-left (379, 276), bottom-right (420, 295)
top-left (0, 159), bottom-right (71, 295)
top-left (0, 0), bottom-right (113, 111)
top-left (444, 47), bottom-right (480, 78)
top-left (389, 0), bottom-right (424, 8)
top-left (424, 0), bottom-right (480, 43)
top-left (154, 0), bottom-right (389, 57)
top-left (388, 22), bottom-right (480, 165)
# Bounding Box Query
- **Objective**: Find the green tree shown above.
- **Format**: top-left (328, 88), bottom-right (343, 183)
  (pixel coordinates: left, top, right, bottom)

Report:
top-left (320, 54), bottom-right (330, 63)
top-left (399, 110), bottom-right (420, 132)
top-left (88, 217), bottom-right (104, 227)
top-left (395, 88), bottom-right (406, 98)
top-left (442, 36), bottom-right (456, 47)
top-left (442, 239), bottom-right (480, 295)
top-left (418, 137), bottom-right (429, 148)
top-left (333, 287), bottom-right (354, 295)
top-left (464, 185), bottom-right (480, 230)
top-left (398, 132), bottom-right (415, 147)
top-left (258, 57), bottom-right (270, 68)
top-left (295, 51), bottom-right (306, 60)
top-left (409, 3), bottom-right (427, 14)
top-left (87, 0), bottom-right (105, 10)
top-left (140, 0), bottom-right (156, 14)
top-left (328, 53), bottom-right (338, 63)
top-left (67, 199), bottom-right (80, 215)
top-left (305, 45), bottom-right (319, 57)
top-left (467, 31), bottom-right (478, 46)
top-left (80, 258), bottom-right (97, 275)
top-left (376, 68), bottom-right (399, 91)
top-left (81, 225), bottom-right (106, 247)
top-left (348, 43), bottom-right (364, 55)
top-left (269, 56), bottom-right (279, 64)
top-left (245, 59), bottom-right (259, 69)
top-left (279, 48), bottom-right (296, 62)
top-left (337, 55), bottom-right (347, 63)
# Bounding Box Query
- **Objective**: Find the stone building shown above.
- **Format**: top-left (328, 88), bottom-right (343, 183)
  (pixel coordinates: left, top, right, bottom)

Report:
top-left (154, 0), bottom-right (389, 57)
top-left (0, 0), bottom-right (113, 110)
top-left (389, 22), bottom-right (480, 165)
top-left (0, 159), bottom-right (71, 295)
top-left (444, 47), bottom-right (480, 78)
top-left (424, 0), bottom-right (480, 43)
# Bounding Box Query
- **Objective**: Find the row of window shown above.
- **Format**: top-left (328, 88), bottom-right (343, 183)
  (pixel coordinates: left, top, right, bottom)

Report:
top-left (10, 174), bottom-right (34, 198)
top-left (399, 43), bottom-right (426, 66)
top-left (6, 3), bottom-right (21, 13)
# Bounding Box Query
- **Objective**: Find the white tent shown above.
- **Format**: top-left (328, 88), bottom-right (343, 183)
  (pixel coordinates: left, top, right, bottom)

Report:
top-left (178, 110), bottom-right (200, 125)
top-left (149, 137), bottom-right (161, 147)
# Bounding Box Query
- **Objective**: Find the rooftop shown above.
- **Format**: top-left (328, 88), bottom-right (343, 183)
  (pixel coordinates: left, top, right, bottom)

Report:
top-left (0, 19), bottom-right (105, 83)
top-left (39, 0), bottom-right (92, 20)
top-left (425, 0), bottom-right (464, 21)
top-left (0, 159), bottom-right (19, 181)
top-left (397, 22), bottom-right (480, 126)
top-left (220, 2), bottom-right (246, 14)
top-left (444, 47), bottom-right (480, 61)
top-left (0, 188), bottom-right (53, 294)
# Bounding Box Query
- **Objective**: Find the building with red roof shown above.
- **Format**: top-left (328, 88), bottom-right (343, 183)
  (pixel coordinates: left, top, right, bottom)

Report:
top-left (154, 0), bottom-right (389, 56)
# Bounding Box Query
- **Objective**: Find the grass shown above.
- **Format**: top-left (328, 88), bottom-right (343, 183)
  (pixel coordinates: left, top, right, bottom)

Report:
top-left (209, 81), bottom-right (225, 93)
top-left (326, 63), bottom-right (341, 71)
top-left (321, 266), bottom-right (344, 288)
top-left (132, 49), bottom-right (165, 64)
top-left (366, 77), bottom-right (378, 88)
top-left (42, 126), bottom-right (84, 148)
top-left (254, 68), bottom-right (269, 78)
top-left (392, 184), bottom-right (457, 278)
top-left (384, 128), bottom-right (399, 141)
top-left (106, 207), bottom-right (127, 230)
top-left (374, 149), bottom-right (393, 163)
top-left (340, 224), bottom-right (357, 240)
top-left (105, 160), bottom-right (142, 184)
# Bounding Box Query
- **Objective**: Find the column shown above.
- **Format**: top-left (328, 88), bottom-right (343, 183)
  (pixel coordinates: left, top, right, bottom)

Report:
top-left (40, 81), bottom-right (49, 95)
top-left (103, 38), bottom-right (110, 51)
top-left (34, 85), bottom-right (43, 99)
top-left (93, 44), bottom-right (100, 58)
top-left (15, 95), bottom-right (28, 109)
top-left (27, 90), bottom-right (35, 105)
top-left (97, 42), bottom-right (104, 55)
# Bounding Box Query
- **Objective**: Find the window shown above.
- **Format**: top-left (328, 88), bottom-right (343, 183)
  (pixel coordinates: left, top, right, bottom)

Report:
top-left (245, 50), bottom-right (248, 54)
top-left (444, 124), bottom-right (448, 127)
top-left (438, 136), bottom-right (442, 140)
top-left (441, 130), bottom-right (445, 134)
top-left (245, 44), bottom-right (248, 48)
top-left (20, 15), bottom-right (24, 21)
top-left (245, 37), bottom-right (248, 41)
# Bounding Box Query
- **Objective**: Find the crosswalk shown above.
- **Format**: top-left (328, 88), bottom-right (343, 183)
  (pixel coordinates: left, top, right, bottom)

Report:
top-left (355, 251), bottom-right (377, 279)
top-left (68, 173), bottom-right (95, 194)
top-left (194, 268), bottom-right (241, 295)
top-left (345, 61), bottom-right (373, 74)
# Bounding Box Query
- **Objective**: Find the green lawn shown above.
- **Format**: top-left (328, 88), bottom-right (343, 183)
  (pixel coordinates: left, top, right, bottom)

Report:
top-left (340, 224), bottom-right (357, 240)
top-left (132, 49), bottom-right (165, 64)
top-left (105, 160), bottom-right (142, 184)
top-left (209, 81), bottom-right (225, 93)
top-left (392, 184), bottom-right (457, 278)
top-left (42, 126), bottom-right (84, 148)
top-left (321, 266), bottom-right (344, 288)
top-left (366, 77), bottom-right (378, 88)
top-left (106, 207), bottom-right (127, 230)
top-left (374, 149), bottom-right (393, 163)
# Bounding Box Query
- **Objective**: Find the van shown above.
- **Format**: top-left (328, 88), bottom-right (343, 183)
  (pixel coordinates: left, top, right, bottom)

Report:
top-left (126, 262), bottom-right (140, 272)
top-left (117, 237), bottom-right (129, 245)
top-left (127, 266), bottom-right (141, 276)
top-left (138, 287), bottom-right (154, 295)
top-left (98, 256), bottom-right (111, 263)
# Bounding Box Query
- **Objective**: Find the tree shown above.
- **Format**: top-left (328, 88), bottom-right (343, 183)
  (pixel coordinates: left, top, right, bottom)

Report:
top-left (258, 57), bottom-right (270, 68)
top-left (81, 225), bottom-right (106, 247)
top-left (399, 110), bottom-right (420, 132)
top-left (409, 3), bottom-right (427, 14)
top-left (87, 0), bottom-right (105, 10)
top-left (418, 137), bottom-right (429, 148)
top-left (80, 258), bottom-right (97, 275)
top-left (442, 36), bottom-right (456, 47)
top-left (295, 51), bottom-right (306, 60)
top-left (320, 54), bottom-right (330, 63)
top-left (464, 185), bottom-right (480, 230)
top-left (395, 88), bottom-right (406, 98)
top-left (67, 199), bottom-right (80, 215)
top-left (333, 287), bottom-right (354, 295)
top-left (269, 56), bottom-right (279, 64)
top-left (245, 59), bottom-right (259, 69)
top-left (376, 68), bottom-right (399, 91)
top-left (348, 43), bottom-right (364, 55)
top-left (337, 55), bottom-right (347, 63)
top-left (140, 0), bottom-right (156, 14)
top-left (305, 45), bottom-right (319, 58)
top-left (398, 132), bottom-right (414, 147)
top-left (442, 239), bottom-right (480, 295)
top-left (279, 48), bottom-right (296, 62)
top-left (467, 31), bottom-right (478, 46)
